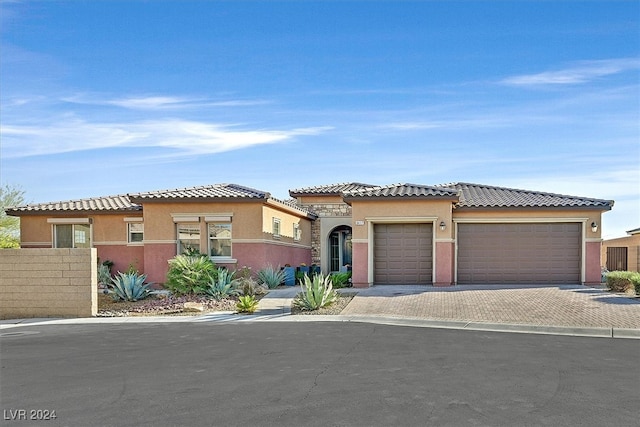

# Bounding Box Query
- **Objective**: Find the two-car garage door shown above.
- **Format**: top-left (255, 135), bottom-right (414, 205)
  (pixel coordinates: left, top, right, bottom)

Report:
top-left (372, 222), bottom-right (582, 285)
top-left (457, 223), bottom-right (581, 284)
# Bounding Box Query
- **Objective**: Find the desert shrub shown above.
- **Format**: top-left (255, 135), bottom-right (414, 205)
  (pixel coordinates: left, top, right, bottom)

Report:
top-left (204, 268), bottom-right (239, 300)
top-left (108, 272), bottom-right (153, 302)
top-left (256, 265), bottom-right (285, 289)
top-left (97, 263), bottom-right (112, 286)
top-left (330, 271), bottom-right (352, 288)
top-left (165, 254), bottom-right (217, 295)
top-left (293, 273), bottom-right (337, 311)
top-left (236, 295), bottom-right (259, 313)
top-left (235, 276), bottom-right (267, 296)
top-left (606, 271), bottom-right (640, 295)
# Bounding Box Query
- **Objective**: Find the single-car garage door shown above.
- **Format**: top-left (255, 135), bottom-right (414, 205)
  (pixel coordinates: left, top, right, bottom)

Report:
top-left (457, 223), bottom-right (581, 284)
top-left (374, 223), bottom-right (432, 284)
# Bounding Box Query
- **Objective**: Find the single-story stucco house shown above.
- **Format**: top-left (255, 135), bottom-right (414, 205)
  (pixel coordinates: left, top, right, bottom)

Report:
top-left (6, 182), bottom-right (613, 287)
top-left (601, 227), bottom-right (640, 272)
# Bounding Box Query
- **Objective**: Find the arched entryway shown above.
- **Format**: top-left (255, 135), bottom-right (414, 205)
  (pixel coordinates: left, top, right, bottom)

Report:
top-left (329, 225), bottom-right (352, 272)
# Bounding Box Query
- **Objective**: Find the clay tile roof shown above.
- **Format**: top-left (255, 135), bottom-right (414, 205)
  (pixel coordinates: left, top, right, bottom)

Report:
top-left (5, 194), bottom-right (140, 215)
top-left (343, 183), bottom-right (460, 200)
top-left (289, 182), bottom-right (378, 197)
top-left (128, 183), bottom-right (269, 202)
top-left (437, 182), bottom-right (614, 210)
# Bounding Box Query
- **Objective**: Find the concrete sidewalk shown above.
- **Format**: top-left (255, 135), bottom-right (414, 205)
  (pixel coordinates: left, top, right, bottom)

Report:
top-left (2, 284), bottom-right (639, 339)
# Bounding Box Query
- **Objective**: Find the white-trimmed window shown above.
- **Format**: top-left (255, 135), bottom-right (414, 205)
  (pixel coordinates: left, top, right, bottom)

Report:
top-left (54, 224), bottom-right (91, 248)
top-left (177, 223), bottom-right (200, 254)
top-left (293, 223), bottom-right (301, 241)
top-left (208, 223), bottom-right (232, 257)
top-left (272, 217), bottom-right (281, 238)
top-left (128, 222), bottom-right (144, 243)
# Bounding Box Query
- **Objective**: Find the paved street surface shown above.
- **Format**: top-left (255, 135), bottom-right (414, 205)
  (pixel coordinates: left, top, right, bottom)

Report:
top-left (1, 322), bottom-right (638, 427)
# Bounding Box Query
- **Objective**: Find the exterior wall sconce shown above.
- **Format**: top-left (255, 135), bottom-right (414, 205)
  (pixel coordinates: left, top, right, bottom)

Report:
top-left (440, 221), bottom-right (446, 231)
top-left (591, 222), bottom-right (598, 233)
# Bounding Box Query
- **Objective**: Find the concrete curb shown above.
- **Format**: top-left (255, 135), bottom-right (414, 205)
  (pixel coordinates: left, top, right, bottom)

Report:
top-left (266, 314), bottom-right (640, 339)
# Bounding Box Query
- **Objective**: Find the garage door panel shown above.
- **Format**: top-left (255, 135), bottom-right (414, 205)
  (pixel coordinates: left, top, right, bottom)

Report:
top-left (458, 223), bottom-right (581, 284)
top-left (374, 223), bottom-right (432, 285)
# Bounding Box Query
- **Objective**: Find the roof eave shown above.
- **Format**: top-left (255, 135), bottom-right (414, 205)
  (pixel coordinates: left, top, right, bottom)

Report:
top-left (453, 204), bottom-right (614, 212)
top-left (128, 196), bottom-right (268, 204)
top-left (5, 208), bottom-right (142, 216)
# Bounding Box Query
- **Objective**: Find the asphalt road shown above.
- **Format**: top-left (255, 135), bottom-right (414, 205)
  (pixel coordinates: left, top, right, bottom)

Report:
top-left (1, 322), bottom-right (638, 427)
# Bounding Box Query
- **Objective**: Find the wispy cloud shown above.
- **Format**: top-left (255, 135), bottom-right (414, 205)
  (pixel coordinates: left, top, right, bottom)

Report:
top-left (61, 94), bottom-right (272, 110)
top-left (1, 118), bottom-right (331, 158)
top-left (501, 58), bottom-right (640, 86)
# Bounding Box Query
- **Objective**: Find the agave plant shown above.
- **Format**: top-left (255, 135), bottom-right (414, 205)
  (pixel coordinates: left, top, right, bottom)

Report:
top-left (256, 265), bottom-right (286, 289)
top-left (108, 271), bottom-right (153, 302)
top-left (204, 268), bottom-right (239, 300)
top-left (165, 254), bottom-right (217, 295)
top-left (293, 273), bottom-right (337, 311)
top-left (236, 295), bottom-right (259, 314)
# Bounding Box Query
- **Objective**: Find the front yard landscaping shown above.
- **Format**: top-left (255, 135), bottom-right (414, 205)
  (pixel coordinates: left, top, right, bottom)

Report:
top-left (98, 253), bottom-right (354, 317)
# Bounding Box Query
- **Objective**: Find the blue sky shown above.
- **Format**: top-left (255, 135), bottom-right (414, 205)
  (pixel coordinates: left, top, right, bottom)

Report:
top-left (1, 0), bottom-right (638, 238)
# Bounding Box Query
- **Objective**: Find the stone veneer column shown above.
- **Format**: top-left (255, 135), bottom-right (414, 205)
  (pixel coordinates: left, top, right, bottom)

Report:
top-left (298, 202), bottom-right (353, 267)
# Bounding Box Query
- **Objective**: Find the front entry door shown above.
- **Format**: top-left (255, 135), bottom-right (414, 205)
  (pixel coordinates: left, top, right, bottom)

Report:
top-left (329, 226), bottom-right (352, 272)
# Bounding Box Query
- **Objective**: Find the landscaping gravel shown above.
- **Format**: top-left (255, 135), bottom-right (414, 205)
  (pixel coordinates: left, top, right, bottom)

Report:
top-left (291, 292), bottom-right (356, 315)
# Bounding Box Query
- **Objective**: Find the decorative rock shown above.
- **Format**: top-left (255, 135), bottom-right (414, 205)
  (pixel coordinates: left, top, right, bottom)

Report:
top-left (183, 302), bottom-right (205, 313)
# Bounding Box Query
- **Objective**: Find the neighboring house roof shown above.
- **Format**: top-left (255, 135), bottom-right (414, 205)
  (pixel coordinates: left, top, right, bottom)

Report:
top-left (5, 195), bottom-right (140, 215)
top-left (437, 182), bottom-right (614, 210)
top-left (289, 182), bottom-right (378, 197)
top-left (128, 183), bottom-right (270, 203)
top-left (627, 227), bottom-right (640, 235)
top-left (342, 183), bottom-right (460, 201)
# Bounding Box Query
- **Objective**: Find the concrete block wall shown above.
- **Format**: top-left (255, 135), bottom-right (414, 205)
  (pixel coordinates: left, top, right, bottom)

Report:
top-left (0, 248), bottom-right (97, 319)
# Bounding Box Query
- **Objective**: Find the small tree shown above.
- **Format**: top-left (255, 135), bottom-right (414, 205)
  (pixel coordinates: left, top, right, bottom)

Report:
top-left (0, 184), bottom-right (26, 249)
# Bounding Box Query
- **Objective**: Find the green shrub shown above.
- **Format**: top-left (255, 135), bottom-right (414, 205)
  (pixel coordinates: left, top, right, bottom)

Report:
top-left (97, 263), bottom-right (112, 286)
top-left (293, 273), bottom-right (338, 311)
top-left (236, 295), bottom-right (259, 313)
top-left (330, 271), bottom-right (352, 288)
top-left (165, 254), bottom-right (217, 295)
top-left (204, 268), bottom-right (239, 300)
top-left (108, 272), bottom-right (153, 301)
top-left (256, 265), bottom-right (285, 289)
top-left (606, 271), bottom-right (640, 295)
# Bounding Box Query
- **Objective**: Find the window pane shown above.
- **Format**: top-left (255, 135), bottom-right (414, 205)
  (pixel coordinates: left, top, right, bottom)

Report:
top-left (55, 224), bottom-right (73, 248)
top-left (129, 223), bottom-right (144, 243)
top-left (209, 223), bottom-right (231, 257)
top-left (177, 223), bottom-right (200, 254)
top-left (74, 224), bottom-right (91, 248)
top-left (273, 218), bottom-right (280, 237)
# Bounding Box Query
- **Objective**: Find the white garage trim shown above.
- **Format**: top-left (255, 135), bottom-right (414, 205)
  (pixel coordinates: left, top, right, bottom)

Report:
top-left (454, 217), bottom-right (589, 284)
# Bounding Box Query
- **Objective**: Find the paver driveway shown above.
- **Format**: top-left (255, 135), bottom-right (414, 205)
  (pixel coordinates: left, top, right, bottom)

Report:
top-left (340, 285), bottom-right (640, 329)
